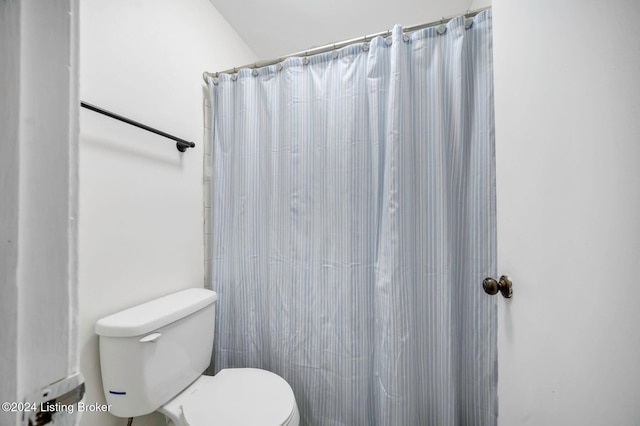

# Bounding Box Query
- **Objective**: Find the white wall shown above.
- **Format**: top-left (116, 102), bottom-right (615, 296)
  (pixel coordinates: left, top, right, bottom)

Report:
top-left (18, 0), bottom-right (80, 397)
top-left (493, 0), bottom-right (640, 424)
top-left (0, 3), bottom-right (21, 422)
top-left (1, 0), bottom-right (79, 425)
top-left (469, 0), bottom-right (491, 10)
top-left (78, 1), bottom-right (256, 425)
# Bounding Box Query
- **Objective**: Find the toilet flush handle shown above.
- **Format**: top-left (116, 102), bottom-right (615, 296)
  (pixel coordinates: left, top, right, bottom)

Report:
top-left (139, 333), bottom-right (162, 343)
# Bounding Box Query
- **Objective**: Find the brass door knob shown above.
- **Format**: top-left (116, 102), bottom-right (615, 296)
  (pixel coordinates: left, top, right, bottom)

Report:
top-left (483, 275), bottom-right (513, 298)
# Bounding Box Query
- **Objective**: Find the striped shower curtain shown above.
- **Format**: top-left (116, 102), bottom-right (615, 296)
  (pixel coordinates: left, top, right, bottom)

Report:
top-left (207, 9), bottom-right (496, 425)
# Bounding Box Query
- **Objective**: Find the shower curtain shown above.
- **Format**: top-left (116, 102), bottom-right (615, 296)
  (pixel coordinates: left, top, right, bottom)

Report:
top-left (207, 9), bottom-right (496, 425)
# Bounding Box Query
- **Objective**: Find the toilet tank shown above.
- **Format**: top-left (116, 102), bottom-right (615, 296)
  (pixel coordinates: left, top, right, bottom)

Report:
top-left (95, 288), bottom-right (217, 418)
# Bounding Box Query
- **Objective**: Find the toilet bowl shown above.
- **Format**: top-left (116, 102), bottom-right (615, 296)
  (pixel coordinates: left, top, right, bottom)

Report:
top-left (95, 288), bottom-right (299, 426)
top-left (159, 369), bottom-right (299, 426)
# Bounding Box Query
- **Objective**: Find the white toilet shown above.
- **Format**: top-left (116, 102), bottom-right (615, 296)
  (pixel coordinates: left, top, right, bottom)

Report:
top-left (95, 288), bottom-right (300, 426)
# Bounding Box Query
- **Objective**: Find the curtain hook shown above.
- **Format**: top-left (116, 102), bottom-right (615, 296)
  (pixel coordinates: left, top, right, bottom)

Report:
top-left (362, 36), bottom-right (370, 52)
top-left (437, 17), bottom-right (448, 35)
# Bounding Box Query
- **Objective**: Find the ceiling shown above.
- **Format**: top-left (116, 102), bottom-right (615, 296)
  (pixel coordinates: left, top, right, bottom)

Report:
top-left (209, 0), bottom-right (476, 60)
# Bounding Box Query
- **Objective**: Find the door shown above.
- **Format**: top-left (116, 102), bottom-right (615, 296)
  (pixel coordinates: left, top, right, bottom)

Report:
top-left (493, 1), bottom-right (640, 424)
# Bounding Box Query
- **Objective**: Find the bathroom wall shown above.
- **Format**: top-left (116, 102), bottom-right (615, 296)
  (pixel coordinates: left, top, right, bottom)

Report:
top-left (78, 1), bottom-right (256, 425)
top-left (0, 3), bottom-right (21, 421)
top-left (469, 0), bottom-right (492, 10)
top-left (493, 0), bottom-right (640, 424)
top-left (1, 1), bottom-right (79, 425)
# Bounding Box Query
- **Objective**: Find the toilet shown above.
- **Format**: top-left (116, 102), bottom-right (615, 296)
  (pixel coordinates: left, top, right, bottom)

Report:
top-left (95, 288), bottom-right (300, 426)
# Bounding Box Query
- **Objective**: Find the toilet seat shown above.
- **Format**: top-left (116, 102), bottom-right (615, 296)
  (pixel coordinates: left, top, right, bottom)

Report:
top-left (167, 368), bottom-right (297, 426)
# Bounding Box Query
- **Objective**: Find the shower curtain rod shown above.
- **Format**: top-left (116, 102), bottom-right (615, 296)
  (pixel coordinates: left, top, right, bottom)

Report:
top-left (203, 6), bottom-right (490, 81)
top-left (80, 101), bottom-right (196, 152)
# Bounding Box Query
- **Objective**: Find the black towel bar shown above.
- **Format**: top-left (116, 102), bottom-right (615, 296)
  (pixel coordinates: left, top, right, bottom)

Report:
top-left (81, 101), bottom-right (196, 152)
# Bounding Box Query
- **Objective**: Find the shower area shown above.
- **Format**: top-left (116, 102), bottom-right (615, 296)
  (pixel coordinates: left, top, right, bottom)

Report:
top-left (203, 9), bottom-right (497, 425)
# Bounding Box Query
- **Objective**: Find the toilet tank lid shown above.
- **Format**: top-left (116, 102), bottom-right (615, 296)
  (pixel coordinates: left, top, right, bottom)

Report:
top-left (95, 288), bottom-right (218, 338)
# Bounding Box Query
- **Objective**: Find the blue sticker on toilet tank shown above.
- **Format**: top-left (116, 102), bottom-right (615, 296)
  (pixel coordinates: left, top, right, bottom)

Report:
top-left (109, 390), bottom-right (126, 395)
